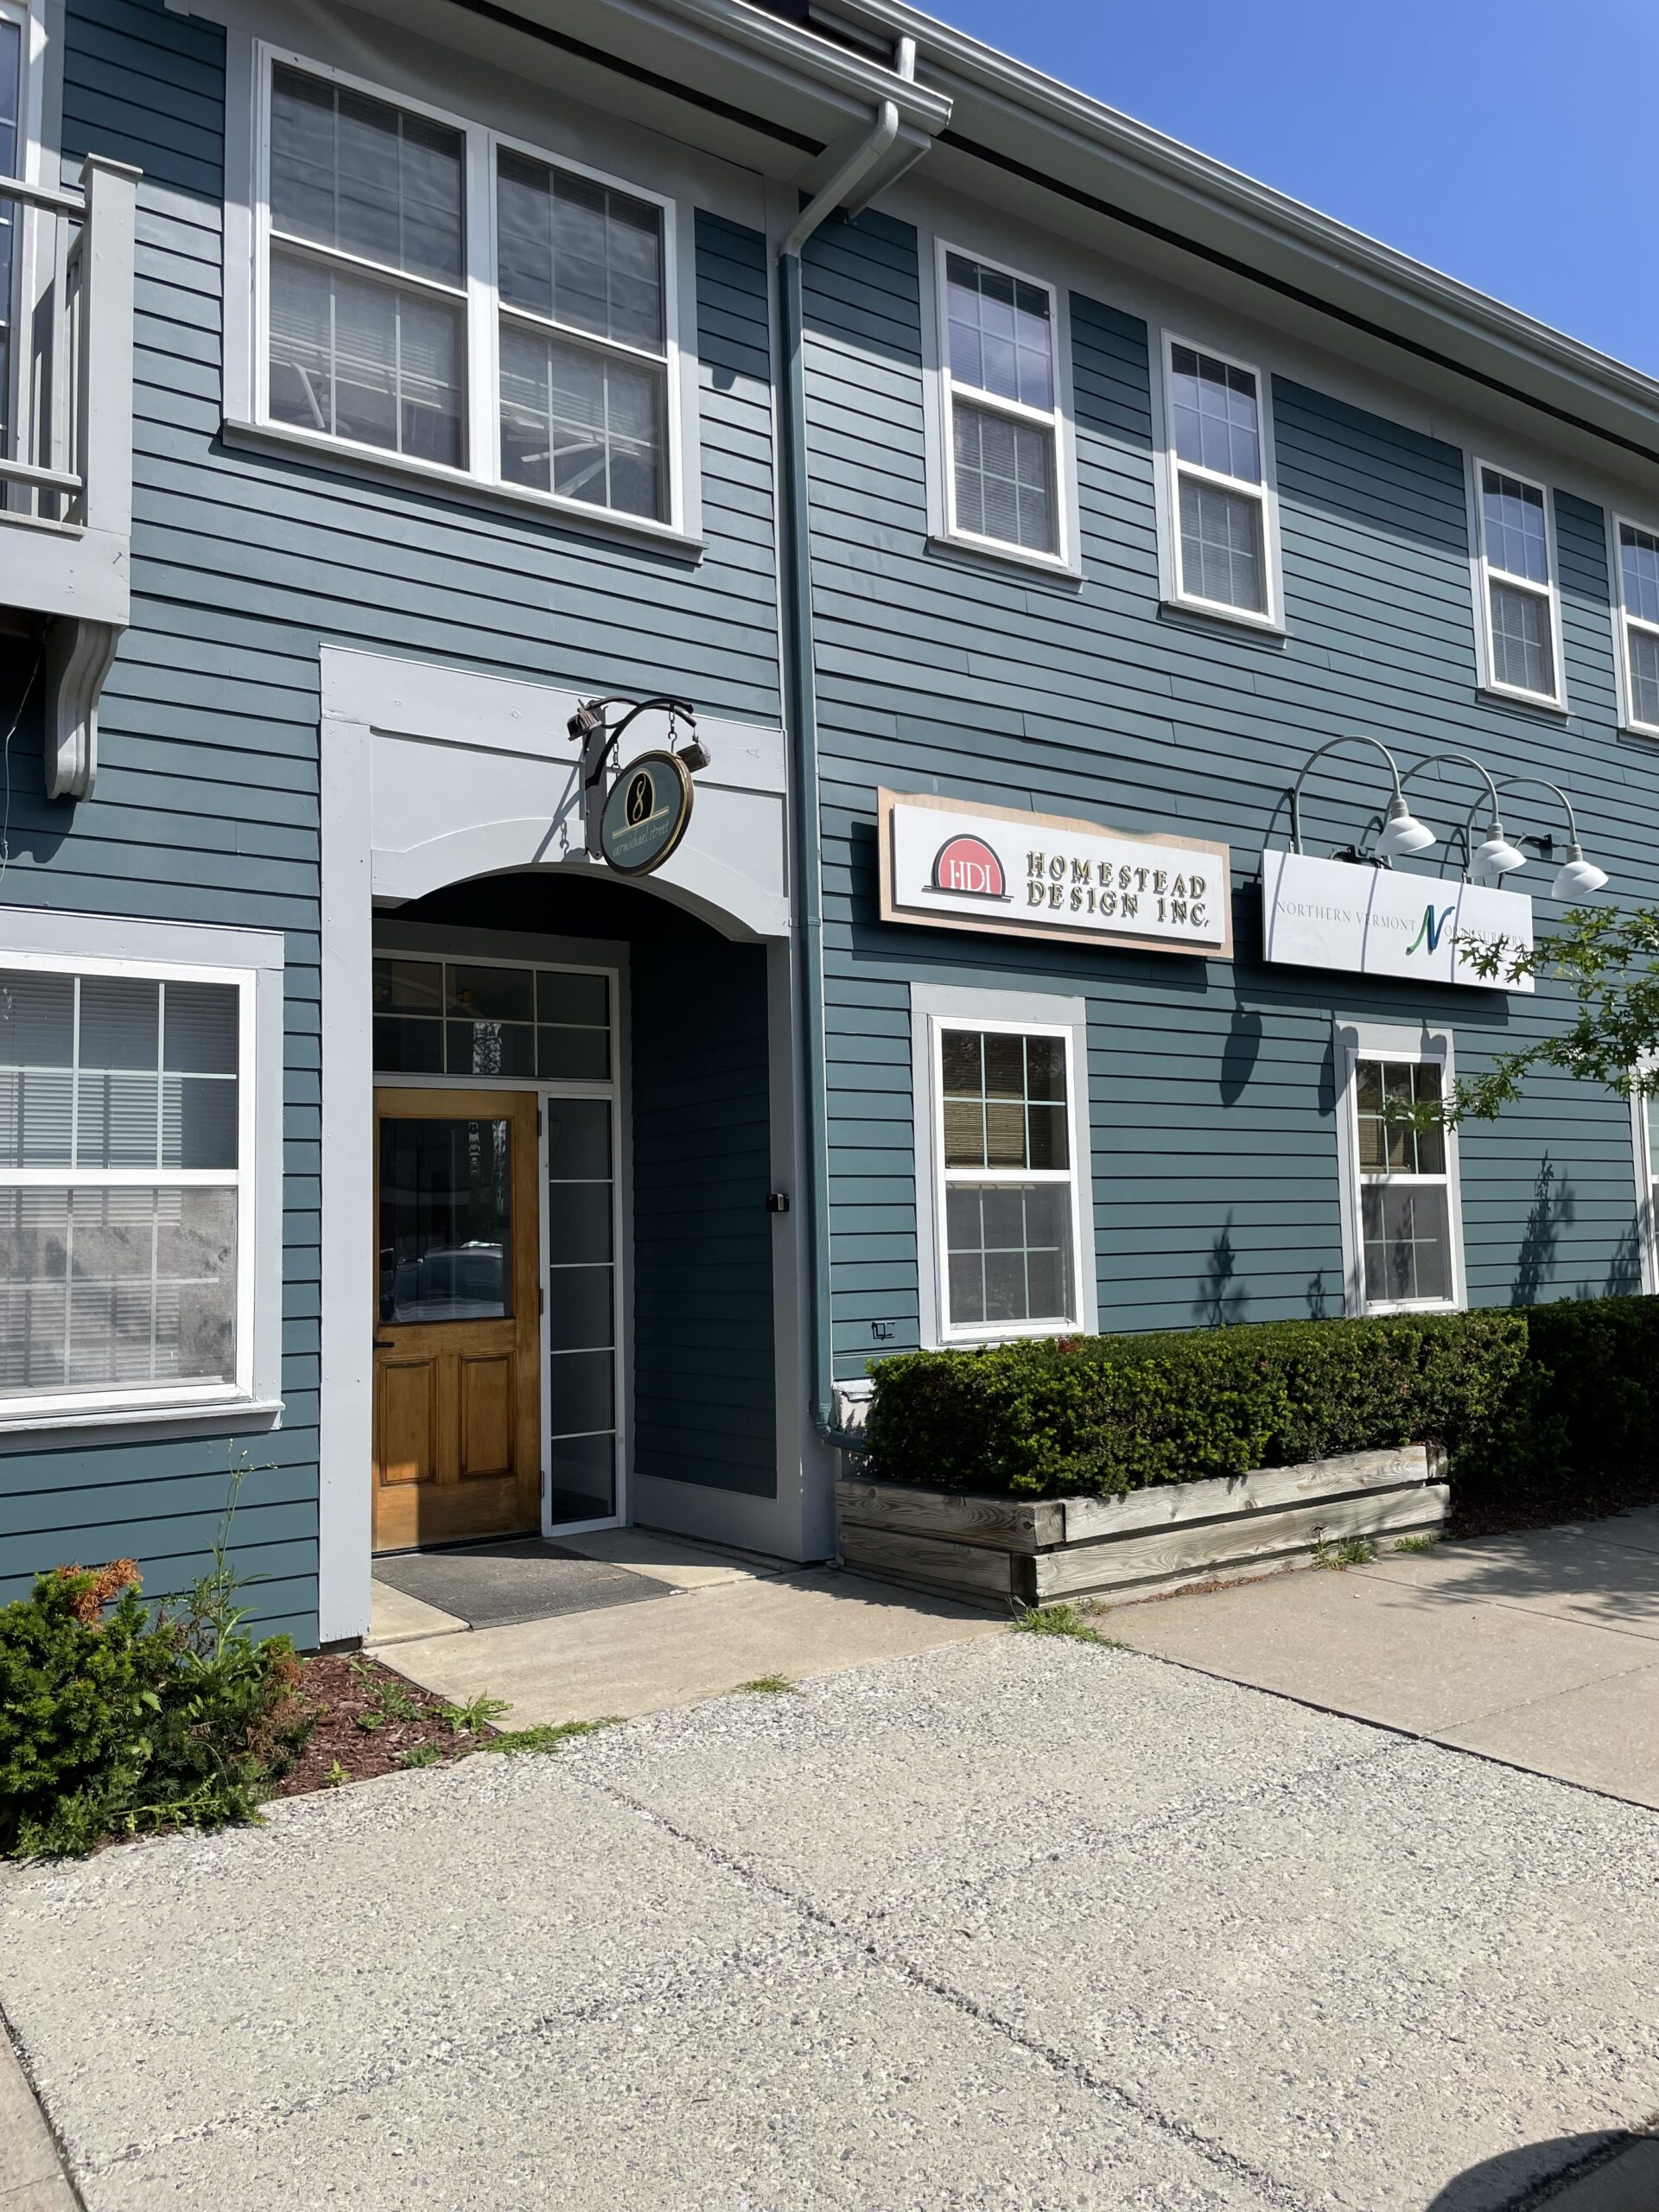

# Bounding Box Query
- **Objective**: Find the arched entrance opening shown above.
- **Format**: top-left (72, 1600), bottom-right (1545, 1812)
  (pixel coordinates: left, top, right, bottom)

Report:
top-left (368, 867), bottom-right (787, 1560)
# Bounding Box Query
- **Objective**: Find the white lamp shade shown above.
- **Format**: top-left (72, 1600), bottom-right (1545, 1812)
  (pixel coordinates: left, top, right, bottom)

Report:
top-left (1472, 830), bottom-right (1527, 877)
top-left (1552, 848), bottom-right (1609, 898)
top-left (1376, 804), bottom-right (1437, 858)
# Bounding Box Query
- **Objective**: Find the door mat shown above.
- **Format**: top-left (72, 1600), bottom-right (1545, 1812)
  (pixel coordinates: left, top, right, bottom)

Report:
top-left (372, 1539), bottom-right (672, 1630)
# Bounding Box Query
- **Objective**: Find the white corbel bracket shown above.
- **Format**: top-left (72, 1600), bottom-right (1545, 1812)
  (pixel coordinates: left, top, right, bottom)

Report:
top-left (43, 615), bottom-right (121, 800)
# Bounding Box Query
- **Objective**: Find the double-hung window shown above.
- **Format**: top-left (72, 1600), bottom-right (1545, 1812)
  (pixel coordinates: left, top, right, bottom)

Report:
top-left (1474, 464), bottom-right (1563, 705)
top-left (1336, 1025), bottom-right (1464, 1317)
top-left (0, 956), bottom-right (256, 1420)
top-left (496, 153), bottom-right (667, 519)
top-left (1162, 335), bottom-right (1281, 623)
top-left (936, 245), bottom-right (1069, 564)
top-left (935, 1025), bottom-right (1080, 1336)
top-left (254, 49), bottom-right (686, 533)
top-left (1615, 518), bottom-right (1659, 735)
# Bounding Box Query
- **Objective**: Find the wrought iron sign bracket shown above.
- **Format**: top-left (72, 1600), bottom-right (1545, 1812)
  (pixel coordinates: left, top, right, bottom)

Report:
top-left (566, 694), bottom-right (708, 859)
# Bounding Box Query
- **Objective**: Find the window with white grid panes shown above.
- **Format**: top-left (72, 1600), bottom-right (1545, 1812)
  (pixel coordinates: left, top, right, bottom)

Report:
top-left (936, 1027), bottom-right (1079, 1335)
top-left (939, 248), bottom-right (1065, 561)
top-left (1618, 519), bottom-right (1659, 734)
top-left (1351, 1058), bottom-right (1459, 1311)
top-left (0, 963), bottom-right (251, 1413)
top-left (258, 50), bottom-right (683, 529)
top-left (1164, 337), bottom-right (1278, 620)
top-left (1476, 465), bottom-right (1562, 704)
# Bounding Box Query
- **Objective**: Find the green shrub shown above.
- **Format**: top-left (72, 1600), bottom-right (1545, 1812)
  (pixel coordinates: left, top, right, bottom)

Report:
top-left (863, 1310), bottom-right (1529, 1499)
top-left (1456, 1294), bottom-right (1659, 1506)
top-left (0, 1559), bottom-right (315, 1859)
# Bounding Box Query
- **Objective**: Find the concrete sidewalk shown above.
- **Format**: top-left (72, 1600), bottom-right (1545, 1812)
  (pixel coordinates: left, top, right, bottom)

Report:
top-left (371, 1529), bottom-right (1007, 1722)
top-left (3, 1635), bottom-right (1657, 2210)
top-left (1104, 1505), bottom-right (1659, 1807)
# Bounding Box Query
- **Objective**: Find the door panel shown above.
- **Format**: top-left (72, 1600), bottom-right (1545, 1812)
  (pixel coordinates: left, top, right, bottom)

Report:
top-left (459, 1354), bottom-right (514, 1479)
top-left (377, 1358), bottom-right (437, 1487)
top-left (372, 1088), bottom-right (541, 1551)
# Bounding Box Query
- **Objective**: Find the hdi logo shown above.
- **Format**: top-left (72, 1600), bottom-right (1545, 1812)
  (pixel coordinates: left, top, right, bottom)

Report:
top-left (1407, 902), bottom-right (1456, 957)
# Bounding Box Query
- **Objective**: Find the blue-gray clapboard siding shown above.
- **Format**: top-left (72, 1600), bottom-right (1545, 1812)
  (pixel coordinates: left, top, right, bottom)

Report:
top-left (802, 210), bottom-right (1653, 1376)
top-left (0, 0), bottom-right (779, 1637)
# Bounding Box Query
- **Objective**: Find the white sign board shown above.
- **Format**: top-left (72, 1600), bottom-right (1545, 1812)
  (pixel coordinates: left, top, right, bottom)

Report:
top-left (879, 789), bottom-right (1232, 958)
top-left (1262, 849), bottom-right (1534, 992)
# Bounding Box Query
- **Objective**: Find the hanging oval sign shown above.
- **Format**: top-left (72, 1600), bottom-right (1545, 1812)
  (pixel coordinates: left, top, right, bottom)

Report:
top-left (599, 751), bottom-right (694, 876)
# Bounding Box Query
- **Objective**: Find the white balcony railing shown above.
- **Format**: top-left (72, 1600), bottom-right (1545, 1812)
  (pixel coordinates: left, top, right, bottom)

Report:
top-left (0, 155), bottom-right (139, 798)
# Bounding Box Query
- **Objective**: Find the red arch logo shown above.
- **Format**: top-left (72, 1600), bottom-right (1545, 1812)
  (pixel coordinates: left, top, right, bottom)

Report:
top-left (931, 834), bottom-right (1007, 901)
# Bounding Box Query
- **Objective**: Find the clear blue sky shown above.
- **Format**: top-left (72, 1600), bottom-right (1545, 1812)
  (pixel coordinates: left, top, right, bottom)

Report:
top-left (935, 0), bottom-right (1659, 377)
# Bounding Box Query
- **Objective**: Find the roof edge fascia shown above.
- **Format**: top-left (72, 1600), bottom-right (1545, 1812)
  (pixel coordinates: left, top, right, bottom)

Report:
top-left (830, 0), bottom-right (1659, 437)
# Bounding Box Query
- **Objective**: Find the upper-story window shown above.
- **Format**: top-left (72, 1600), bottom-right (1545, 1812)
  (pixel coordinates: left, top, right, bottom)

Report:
top-left (268, 67), bottom-right (467, 468)
top-left (1615, 518), bottom-right (1659, 736)
top-left (931, 243), bottom-right (1076, 571)
top-left (253, 50), bottom-right (690, 538)
top-left (1472, 463), bottom-right (1564, 706)
top-left (496, 154), bottom-right (666, 519)
top-left (1160, 335), bottom-right (1282, 626)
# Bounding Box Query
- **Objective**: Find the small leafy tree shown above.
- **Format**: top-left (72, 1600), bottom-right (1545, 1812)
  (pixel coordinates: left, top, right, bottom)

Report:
top-left (1420, 908), bottom-right (1659, 1123)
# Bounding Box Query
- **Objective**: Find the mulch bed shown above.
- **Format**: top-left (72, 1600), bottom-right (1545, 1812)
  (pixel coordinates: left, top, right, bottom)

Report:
top-left (1446, 1469), bottom-right (1659, 1543)
top-left (271, 1653), bottom-right (474, 1799)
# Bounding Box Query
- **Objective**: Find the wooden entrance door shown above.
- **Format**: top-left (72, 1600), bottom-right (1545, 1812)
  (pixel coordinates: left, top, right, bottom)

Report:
top-left (372, 1089), bottom-right (541, 1551)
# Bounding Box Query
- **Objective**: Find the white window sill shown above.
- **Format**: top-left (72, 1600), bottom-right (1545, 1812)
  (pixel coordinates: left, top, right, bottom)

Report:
top-left (1477, 683), bottom-right (1567, 715)
top-left (1160, 595), bottom-right (1287, 638)
top-left (927, 531), bottom-right (1082, 583)
top-left (1621, 721), bottom-right (1659, 742)
top-left (0, 1395), bottom-right (284, 1449)
top-left (222, 418), bottom-right (706, 561)
top-left (939, 1323), bottom-right (1083, 1347)
top-left (1357, 1303), bottom-right (1463, 1321)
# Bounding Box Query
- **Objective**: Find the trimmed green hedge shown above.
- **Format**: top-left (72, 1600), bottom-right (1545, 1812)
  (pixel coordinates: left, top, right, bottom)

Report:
top-left (863, 1308), bottom-right (1549, 1500)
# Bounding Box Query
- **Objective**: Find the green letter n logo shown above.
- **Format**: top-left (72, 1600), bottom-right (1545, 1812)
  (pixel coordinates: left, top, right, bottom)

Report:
top-left (1408, 902), bottom-right (1455, 957)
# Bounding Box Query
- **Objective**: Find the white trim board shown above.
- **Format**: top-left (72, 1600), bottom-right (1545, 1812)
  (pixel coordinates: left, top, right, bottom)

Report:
top-left (1332, 1016), bottom-right (1466, 1320)
top-left (909, 981), bottom-right (1097, 1351)
top-left (0, 906), bottom-right (286, 1445)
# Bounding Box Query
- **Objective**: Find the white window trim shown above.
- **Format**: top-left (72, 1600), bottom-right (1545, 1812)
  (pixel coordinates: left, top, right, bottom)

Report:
top-left (230, 40), bottom-right (701, 551)
top-left (0, 910), bottom-right (286, 1436)
top-left (1153, 327), bottom-right (1285, 632)
top-left (1610, 511), bottom-right (1659, 740)
top-left (1631, 1058), bottom-right (1659, 1296)
top-left (1332, 1018), bottom-right (1466, 1319)
top-left (1468, 456), bottom-right (1567, 709)
top-left (910, 983), bottom-right (1096, 1350)
top-left (921, 236), bottom-right (1082, 579)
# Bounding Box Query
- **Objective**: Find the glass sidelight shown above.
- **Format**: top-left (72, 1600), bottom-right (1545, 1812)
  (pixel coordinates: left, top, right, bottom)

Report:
top-left (544, 1096), bottom-right (617, 1522)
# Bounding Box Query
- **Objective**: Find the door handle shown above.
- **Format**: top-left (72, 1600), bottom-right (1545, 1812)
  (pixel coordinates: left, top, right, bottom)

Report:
top-left (373, 1337), bottom-right (397, 1349)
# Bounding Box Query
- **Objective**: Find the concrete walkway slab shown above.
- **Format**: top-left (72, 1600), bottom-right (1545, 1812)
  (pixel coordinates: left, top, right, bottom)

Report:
top-left (5, 1637), bottom-right (1658, 2212)
top-left (555, 1525), bottom-right (795, 1589)
top-left (1105, 1565), bottom-right (1652, 1739)
top-left (1434, 1661), bottom-right (1659, 1804)
top-left (382, 1566), bottom-right (1004, 1724)
top-left (1357, 1528), bottom-right (1659, 1642)
top-left (1104, 1510), bottom-right (1659, 1808)
top-left (366, 1580), bottom-right (467, 1647)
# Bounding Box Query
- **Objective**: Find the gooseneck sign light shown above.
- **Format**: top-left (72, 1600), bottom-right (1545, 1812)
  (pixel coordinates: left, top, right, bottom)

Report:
top-left (1284, 734), bottom-right (1609, 896)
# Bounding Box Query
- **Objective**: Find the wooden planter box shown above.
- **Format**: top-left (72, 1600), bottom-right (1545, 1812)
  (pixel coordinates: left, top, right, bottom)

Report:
top-left (836, 1444), bottom-right (1448, 1609)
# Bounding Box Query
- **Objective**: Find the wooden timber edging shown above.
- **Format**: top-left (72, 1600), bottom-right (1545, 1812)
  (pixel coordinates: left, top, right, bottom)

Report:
top-left (836, 1444), bottom-right (1448, 1609)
